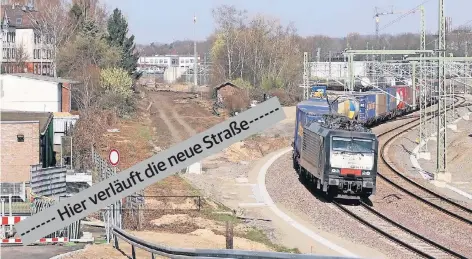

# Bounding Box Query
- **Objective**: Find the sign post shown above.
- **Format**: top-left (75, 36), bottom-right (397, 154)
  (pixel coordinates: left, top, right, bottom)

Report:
top-left (107, 149), bottom-right (120, 242)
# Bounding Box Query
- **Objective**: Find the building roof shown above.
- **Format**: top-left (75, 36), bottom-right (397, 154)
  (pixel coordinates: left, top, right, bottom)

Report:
top-left (1, 4), bottom-right (38, 29)
top-left (0, 110), bottom-right (53, 135)
top-left (215, 82), bottom-right (241, 91)
top-left (4, 73), bottom-right (81, 84)
top-left (53, 112), bottom-right (79, 118)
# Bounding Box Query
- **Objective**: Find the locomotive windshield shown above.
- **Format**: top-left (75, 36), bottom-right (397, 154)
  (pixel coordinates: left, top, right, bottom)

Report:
top-left (331, 136), bottom-right (374, 153)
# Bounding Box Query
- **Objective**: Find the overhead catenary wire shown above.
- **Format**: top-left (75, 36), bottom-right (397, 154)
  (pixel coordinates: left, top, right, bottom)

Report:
top-left (379, 0), bottom-right (432, 32)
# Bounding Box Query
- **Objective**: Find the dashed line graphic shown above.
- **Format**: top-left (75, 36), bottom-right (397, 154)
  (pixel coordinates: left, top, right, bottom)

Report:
top-left (21, 218), bottom-right (56, 236)
top-left (14, 98), bottom-right (285, 246)
top-left (249, 107), bottom-right (279, 124)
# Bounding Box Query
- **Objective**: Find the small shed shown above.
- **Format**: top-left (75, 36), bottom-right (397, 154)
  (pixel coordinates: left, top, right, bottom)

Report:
top-left (214, 82), bottom-right (242, 101)
top-left (213, 82), bottom-right (249, 112)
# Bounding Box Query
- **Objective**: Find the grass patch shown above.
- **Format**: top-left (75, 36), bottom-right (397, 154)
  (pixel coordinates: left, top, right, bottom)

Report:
top-left (242, 228), bottom-right (300, 254)
top-left (138, 125), bottom-right (152, 141)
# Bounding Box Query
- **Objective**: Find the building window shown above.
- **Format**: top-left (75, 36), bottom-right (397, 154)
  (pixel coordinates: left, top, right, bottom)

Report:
top-left (17, 134), bottom-right (24, 142)
top-left (16, 18), bottom-right (22, 25)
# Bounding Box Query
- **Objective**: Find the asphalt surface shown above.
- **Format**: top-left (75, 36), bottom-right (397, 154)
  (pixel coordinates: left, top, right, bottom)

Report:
top-left (0, 244), bottom-right (86, 259)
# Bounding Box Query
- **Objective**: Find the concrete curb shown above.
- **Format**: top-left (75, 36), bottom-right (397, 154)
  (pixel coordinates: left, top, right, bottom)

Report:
top-left (257, 147), bottom-right (360, 258)
top-left (48, 244), bottom-right (91, 259)
top-left (409, 111), bottom-right (472, 200)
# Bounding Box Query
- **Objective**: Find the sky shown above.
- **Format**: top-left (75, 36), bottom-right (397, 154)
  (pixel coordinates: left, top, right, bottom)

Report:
top-left (101, 0), bottom-right (472, 44)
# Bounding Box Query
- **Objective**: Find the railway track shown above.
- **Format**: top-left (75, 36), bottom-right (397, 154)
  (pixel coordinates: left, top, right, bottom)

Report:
top-left (329, 96), bottom-right (471, 258)
top-left (333, 201), bottom-right (464, 259)
top-left (377, 96), bottom-right (472, 226)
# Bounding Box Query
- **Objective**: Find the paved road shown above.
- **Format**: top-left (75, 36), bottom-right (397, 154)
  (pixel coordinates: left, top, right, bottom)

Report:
top-left (1, 244), bottom-right (86, 259)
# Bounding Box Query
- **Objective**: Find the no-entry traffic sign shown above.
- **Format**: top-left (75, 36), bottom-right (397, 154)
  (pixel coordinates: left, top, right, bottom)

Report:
top-left (109, 149), bottom-right (120, 166)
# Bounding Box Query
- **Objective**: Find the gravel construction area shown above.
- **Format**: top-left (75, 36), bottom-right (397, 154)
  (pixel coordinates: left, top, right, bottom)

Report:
top-left (371, 101), bottom-right (472, 257)
top-left (388, 103), bottom-right (472, 205)
top-left (265, 153), bottom-right (419, 259)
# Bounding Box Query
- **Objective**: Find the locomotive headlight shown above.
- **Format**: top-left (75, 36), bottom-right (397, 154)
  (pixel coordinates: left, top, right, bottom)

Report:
top-left (362, 171), bottom-right (371, 176)
top-left (331, 168), bottom-right (340, 173)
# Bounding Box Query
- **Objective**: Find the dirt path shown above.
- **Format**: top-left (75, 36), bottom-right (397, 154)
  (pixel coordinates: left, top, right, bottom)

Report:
top-left (151, 101), bottom-right (184, 142)
top-left (149, 92), bottom-right (197, 142)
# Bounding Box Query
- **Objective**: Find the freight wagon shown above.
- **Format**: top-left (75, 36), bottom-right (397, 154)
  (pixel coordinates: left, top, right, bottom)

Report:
top-left (330, 85), bottom-right (434, 127)
top-left (292, 114), bottom-right (379, 199)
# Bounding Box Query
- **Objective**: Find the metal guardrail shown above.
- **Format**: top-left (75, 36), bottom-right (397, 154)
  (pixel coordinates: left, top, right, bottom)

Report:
top-left (111, 227), bottom-right (355, 259)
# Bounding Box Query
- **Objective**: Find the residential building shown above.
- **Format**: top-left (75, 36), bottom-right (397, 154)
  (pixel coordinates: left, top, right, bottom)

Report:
top-left (0, 110), bottom-right (55, 185)
top-left (0, 73), bottom-right (79, 113)
top-left (1, 3), bottom-right (54, 75)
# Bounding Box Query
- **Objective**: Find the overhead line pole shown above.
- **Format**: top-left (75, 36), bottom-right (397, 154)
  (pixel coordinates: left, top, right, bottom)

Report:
top-left (193, 14), bottom-right (198, 89)
top-left (437, 0), bottom-right (448, 182)
top-left (419, 5), bottom-right (430, 157)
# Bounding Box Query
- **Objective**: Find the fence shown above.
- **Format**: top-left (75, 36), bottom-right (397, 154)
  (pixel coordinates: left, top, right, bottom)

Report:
top-left (91, 145), bottom-right (150, 243)
top-left (30, 164), bottom-right (67, 197)
top-left (120, 195), bottom-right (202, 230)
top-left (0, 195), bottom-right (78, 243)
top-left (30, 197), bottom-right (82, 240)
top-left (0, 182), bottom-right (26, 202)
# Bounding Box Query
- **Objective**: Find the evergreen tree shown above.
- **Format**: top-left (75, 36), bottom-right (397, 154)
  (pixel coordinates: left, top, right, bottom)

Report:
top-left (107, 8), bottom-right (139, 76)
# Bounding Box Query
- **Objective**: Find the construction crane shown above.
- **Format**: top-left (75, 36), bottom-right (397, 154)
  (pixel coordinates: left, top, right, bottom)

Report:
top-left (374, 6), bottom-right (416, 48)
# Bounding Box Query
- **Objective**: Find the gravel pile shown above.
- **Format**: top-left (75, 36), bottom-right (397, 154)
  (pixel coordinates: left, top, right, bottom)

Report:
top-left (265, 153), bottom-right (419, 259)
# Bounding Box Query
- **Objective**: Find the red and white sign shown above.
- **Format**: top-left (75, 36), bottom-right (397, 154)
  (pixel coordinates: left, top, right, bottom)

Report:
top-left (109, 149), bottom-right (120, 166)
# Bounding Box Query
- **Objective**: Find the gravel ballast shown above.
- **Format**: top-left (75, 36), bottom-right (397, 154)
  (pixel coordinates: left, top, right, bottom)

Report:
top-left (265, 153), bottom-right (420, 259)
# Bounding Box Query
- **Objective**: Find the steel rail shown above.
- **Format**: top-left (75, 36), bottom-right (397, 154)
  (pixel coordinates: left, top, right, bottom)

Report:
top-left (377, 96), bottom-right (472, 225)
top-left (331, 96), bottom-right (471, 259)
top-left (332, 201), bottom-right (465, 259)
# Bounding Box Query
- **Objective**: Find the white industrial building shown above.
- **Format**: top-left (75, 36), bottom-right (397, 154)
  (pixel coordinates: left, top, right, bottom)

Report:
top-left (138, 55), bottom-right (179, 67)
top-left (137, 55), bottom-right (202, 73)
top-left (0, 73), bottom-right (77, 113)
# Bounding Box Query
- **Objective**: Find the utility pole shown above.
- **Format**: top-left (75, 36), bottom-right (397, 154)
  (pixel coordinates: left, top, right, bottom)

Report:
top-left (418, 4), bottom-right (430, 157)
top-left (193, 14), bottom-right (198, 90)
top-left (436, 0), bottom-right (448, 181)
top-left (302, 52), bottom-right (310, 100)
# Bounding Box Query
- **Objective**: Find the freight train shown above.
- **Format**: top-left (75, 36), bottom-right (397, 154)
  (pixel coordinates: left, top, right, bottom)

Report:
top-left (292, 84), bottom-right (434, 199)
top-left (292, 101), bottom-right (379, 199)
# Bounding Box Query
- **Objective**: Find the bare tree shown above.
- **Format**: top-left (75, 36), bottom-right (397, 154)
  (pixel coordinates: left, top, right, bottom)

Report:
top-left (13, 45), bottom-right (29, 72)
top-left (211, 5), bottom-right (247, 80)
top-left (26, 0), bottom-right (77, 77)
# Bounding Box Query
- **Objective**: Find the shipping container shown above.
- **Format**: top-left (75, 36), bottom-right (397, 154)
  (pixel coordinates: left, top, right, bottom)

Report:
top-left (375, 93), bottom-right (387, 117)
top-left (390, 86), bottom-right (408, 110)
top-left (386, 87), bottom-right (398, 113)
top-left (310, 85), bottom-right (327, 99)
top-left (293, 99), bottom-right (331, 155)
top-left (358, 94), bottom-right (376, 122)
top-left (334, 98), bottom-right (359, 119)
